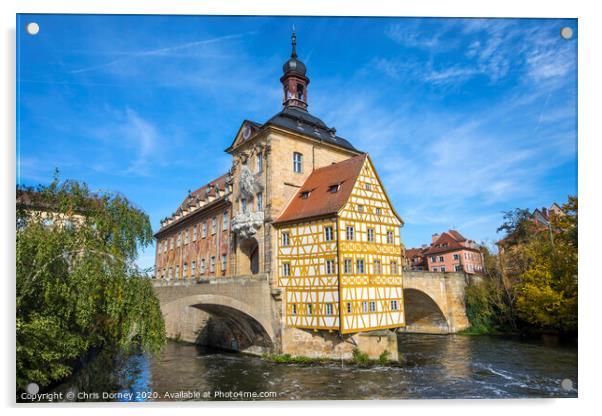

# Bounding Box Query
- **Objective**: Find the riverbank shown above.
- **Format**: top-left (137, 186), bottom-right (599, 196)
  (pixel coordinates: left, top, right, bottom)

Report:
top-left (458, 326), bottom-right (578, 344)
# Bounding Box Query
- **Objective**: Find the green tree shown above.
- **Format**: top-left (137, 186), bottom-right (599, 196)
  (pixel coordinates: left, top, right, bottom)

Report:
top-left (514, 198), bottom-right (578, 332)
top-left (465, 197), bottom-right (577, 334)
top-left (16, 176), bottom-right (165, 390)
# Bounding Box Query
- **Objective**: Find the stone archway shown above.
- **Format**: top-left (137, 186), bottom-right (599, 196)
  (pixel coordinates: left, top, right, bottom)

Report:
top-left (403, 288), bottom-right (450, 334)
top-left (240, 237), bottom-right (259, 275)
top-left (162, 293), bottom-right (274, 355)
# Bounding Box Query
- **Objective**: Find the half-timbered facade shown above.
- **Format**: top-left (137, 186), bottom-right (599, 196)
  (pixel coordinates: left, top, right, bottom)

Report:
top-left (274, 154), bottom-right (405, 333)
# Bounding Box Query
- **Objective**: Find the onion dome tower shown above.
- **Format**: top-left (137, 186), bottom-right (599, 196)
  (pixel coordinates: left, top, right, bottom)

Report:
top-left (280, 31), bottom-right (310, 110)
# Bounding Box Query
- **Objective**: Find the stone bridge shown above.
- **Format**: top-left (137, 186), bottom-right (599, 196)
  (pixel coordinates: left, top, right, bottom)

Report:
top-left (153, 271), bottom-right (473, 355)
top-left (153, 274), bottom-right (280, 355)
top-left (401, 271), bottom-right (472, 334)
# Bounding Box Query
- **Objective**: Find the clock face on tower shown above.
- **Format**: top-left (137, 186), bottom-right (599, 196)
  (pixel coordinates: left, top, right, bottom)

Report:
top-left (242, 124), bottom-right (252, 140)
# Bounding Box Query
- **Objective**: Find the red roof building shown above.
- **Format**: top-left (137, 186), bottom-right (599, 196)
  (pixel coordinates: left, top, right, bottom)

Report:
top-left (406, 230), bottom-right (484, 274)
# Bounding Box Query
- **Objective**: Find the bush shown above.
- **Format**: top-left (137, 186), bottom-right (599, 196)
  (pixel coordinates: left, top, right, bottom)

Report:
top-left (351, 348), bottom-right (370, 365)
top-left (464, 279), bottom-right (495, 333)
top-left (378, 350), bottom-right (391, 365)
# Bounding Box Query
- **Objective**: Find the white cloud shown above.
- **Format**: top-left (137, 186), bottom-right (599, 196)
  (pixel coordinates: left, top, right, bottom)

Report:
top-left (121, 108), bottom-right (159, 175)
top-left (380, 19), bottom-right (577, 87)
top-left (68, 32), bottom-right (257, 74)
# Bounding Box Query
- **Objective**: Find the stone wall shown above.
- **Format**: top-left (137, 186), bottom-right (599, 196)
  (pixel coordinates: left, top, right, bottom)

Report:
top-left (281, 326), bottom-right (399, 361)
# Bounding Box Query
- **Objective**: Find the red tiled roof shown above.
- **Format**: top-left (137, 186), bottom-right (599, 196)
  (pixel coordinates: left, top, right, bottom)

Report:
top-left (448, 229), bottom-right (466, 242)
top-left (274, 154), bottom-right (367, 224)
top-left (424, 232), bottom-right (466, 255)
top-left (405, 248), bottom-right (427, 258)
top-left (179, 173), bottom-right (228, 210)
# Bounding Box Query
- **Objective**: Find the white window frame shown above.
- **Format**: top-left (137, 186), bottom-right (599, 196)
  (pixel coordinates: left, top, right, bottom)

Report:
top-left (326, 259), bottom-right (336, 274)
top-left (192, 227), bottom-right (197, 241)
top-left (374, 259), bottom-right (381, 274)
top-left (221, 254), bottom-right (227, 271)
top-left (346, 226), bottom-right (354, 240)
top-left (362, 301), bottom-right (368, 313)
top-left (223, 211), bottom-right (229, 230)
top-left (307, 303), bottom-right (313, 316)
top-left (281, 231), bottom-right (290, 247)
top-left (346, 302), bottom-right (352, 314)
top-left (387, 230), bottom-right (394, 244)
top-left (324, 226), bottom-right (334, 241)
top-left (344, 259), bottom-right (353, 274)
top-left (369, 301), bottom-right (376, 312)
top-left (293, 152), bottom-right (303, 173)
top-left (325, 303), bottom-right (334, 316)
top-left (391, 261), bottom-right (398, 275)
top-left (282, 262), bottom-right (291, 277)
top-left (391, 300), bottom-right (399, 311)
top-left (200, 258), bottom-right (206, 274)
top-left (211, 217), bottom-right (217, 234)
top-left (210, 256), bottom-right (216, 273)
top-left (356, 259), bottom-right (365, 274)
top-left (367, 228), bottom-right (375, 242)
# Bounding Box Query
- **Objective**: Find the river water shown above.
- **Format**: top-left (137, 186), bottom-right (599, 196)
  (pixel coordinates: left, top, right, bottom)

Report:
top-left (54, 334), bottom-right (577, 401)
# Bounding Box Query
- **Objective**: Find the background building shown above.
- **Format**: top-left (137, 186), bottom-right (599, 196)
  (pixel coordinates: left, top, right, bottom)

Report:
top-left (406, 230), bottom-right (484, 274)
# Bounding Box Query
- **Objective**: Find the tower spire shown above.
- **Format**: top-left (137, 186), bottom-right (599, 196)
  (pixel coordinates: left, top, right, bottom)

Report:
top-left (291, 28), bottom-right (297, 58)
top-left (280, 29), bottom-right (309, 110)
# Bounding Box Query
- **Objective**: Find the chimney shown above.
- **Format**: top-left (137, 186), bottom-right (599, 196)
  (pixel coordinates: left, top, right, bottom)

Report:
top-left (431, 233), bottom-right (439, 244)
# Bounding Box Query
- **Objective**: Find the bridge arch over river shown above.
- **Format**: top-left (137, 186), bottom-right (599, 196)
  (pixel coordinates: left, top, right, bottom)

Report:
top-left (401, 271), bottom-right (471, 334)
top-left (154, 275), bottom-right (278, 354)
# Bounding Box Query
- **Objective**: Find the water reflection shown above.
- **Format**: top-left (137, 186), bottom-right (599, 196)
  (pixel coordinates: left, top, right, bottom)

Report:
top-left (54, 334), bottom-right (578, 401)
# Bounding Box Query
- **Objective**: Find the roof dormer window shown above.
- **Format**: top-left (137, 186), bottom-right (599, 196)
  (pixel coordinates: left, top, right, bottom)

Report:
top-left (300, 191), bottom-right (310, 199)
top-left (328, 184), bottom-right (340, 193)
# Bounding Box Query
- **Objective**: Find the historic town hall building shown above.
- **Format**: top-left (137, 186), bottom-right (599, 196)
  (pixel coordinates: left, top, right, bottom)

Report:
top-left (154, 33), bottom-right (405, 335)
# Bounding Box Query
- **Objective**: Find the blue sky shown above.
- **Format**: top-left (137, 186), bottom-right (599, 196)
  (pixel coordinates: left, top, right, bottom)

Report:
top-left (16, 15), bottom-right (577, 269)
